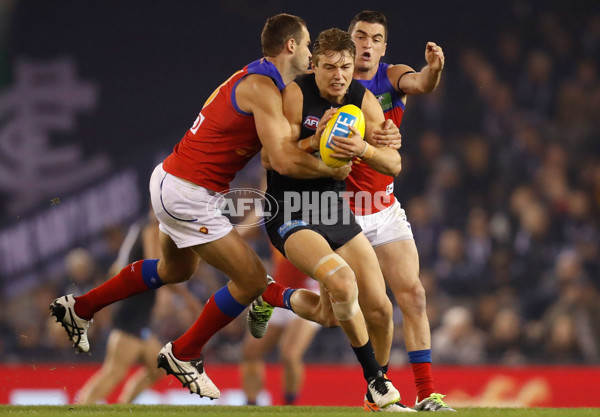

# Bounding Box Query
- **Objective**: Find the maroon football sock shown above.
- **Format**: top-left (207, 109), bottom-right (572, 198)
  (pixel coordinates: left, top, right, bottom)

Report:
top-left (74, 260), bottom-right (149, 320)
top-left (172, 295), bottom-right (236, 360)
top-left (412, 362), bottom-right (435, 401)
top-left (260, 281), bottom-right (289, 308)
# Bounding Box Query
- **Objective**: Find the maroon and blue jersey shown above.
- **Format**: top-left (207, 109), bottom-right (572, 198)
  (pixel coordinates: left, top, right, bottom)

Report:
top-left (163, 59), bottom-right (285, 193)
top-left (347, 62), bottom-right (406, 215)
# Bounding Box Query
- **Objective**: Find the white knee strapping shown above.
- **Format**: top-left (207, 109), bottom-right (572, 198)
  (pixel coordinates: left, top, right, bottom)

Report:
top-left (312, 254), bottom-right (358, 321)
top-left (330, 285), bottom-right (360, 321)
top-left (312, 253), bottom-right (347, 281)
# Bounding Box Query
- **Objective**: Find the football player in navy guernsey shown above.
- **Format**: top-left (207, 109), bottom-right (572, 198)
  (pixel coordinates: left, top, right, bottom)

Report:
top-left (254, 28), bottom-right (416, 412)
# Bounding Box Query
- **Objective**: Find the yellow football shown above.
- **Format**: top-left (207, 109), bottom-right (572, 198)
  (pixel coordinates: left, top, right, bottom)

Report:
top-left (319, 104), bottom-right (366, 168)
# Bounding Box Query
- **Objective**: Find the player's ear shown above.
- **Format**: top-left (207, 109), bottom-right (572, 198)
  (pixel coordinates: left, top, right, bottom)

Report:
top-left (286, 37), bottom-right (295, 53)
top-left (382, 42), bottom-right (387, 58)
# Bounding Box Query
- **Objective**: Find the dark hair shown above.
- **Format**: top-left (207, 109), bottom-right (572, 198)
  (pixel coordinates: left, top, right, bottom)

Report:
top-left (348, 10), bottom-right (388, 41)
top-left (312, 28), bottom-right (356, 66)
top-left (261, 13), bottom-right (307, 57)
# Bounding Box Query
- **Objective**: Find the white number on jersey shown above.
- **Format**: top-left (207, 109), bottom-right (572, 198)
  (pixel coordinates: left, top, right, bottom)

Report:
top-left (190, 112), bottom-right (205, 134)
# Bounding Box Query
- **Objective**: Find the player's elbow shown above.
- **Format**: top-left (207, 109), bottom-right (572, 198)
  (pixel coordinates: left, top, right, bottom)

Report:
top-left (263, 148), bottom-right (291, 175)
top-left (419, 78), bottom-right (440, 94)
top-left (269, 156), bottom-right (294, 176)
top-left (422, 85), bottom-right (437, 94)
top-left (384, 165), bottom-right (401, 177)
top-left (391, 158), bottom-right (402, 176)
top-left (377, 158), bottom-right (402, 177)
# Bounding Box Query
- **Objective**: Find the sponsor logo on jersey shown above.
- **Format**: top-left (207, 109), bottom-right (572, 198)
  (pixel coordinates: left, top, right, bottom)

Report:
top-left (303, 115), bottom-right (320, 130)
top-left (376, 93), bottom-right (393, 112)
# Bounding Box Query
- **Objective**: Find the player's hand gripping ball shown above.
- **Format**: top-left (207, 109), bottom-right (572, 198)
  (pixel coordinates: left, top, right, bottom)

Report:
top-left (319, 104), bottom-right (366, 168)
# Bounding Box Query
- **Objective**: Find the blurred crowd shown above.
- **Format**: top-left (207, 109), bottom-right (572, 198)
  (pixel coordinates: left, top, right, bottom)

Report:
top-left (392, 7), bottom-right (600, 365)
top-left (1, 7), bottom-right (599, 366)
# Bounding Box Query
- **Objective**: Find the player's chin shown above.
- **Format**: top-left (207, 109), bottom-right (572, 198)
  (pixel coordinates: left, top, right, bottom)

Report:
top-left (329, 85), bottom-right (347, 96)
top-left (355, 62), bottom-right (372, 72)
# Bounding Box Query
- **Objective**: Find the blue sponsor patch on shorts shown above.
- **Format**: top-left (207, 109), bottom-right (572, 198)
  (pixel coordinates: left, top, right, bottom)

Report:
top-left (278, 220), bottom-right (308, 238)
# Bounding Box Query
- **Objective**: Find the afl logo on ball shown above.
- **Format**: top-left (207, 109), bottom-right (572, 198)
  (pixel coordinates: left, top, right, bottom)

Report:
top-left (303, 115), bottom-right (319, 130)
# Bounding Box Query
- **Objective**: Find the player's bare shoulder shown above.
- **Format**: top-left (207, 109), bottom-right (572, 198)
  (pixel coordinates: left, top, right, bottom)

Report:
top-left (282, 81), bottom-right (304, 137)
top-left (236, 73), bottom-right (282, 114)
top-left (361, 88), bottom-right (385, 121)
top-left (361, 89), bottom-right (386, 142)
top-left (282, 81), bottom-right (303, 106)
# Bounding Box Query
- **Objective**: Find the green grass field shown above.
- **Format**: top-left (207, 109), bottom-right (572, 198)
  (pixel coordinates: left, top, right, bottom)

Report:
top-left (0, 406), bottom-right (599, 417)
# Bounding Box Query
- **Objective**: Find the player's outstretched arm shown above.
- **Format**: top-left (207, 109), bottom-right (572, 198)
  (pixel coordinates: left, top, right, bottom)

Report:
top-left (389, 42), bottom-right (445, 95)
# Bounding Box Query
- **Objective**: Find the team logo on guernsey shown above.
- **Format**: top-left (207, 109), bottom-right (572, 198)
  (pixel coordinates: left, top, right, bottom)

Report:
top-left (386, 182), bottom-right (394, 195)
top-left (303, 115), bottom-right (320, 130)
top-left (376, 93), bottom-right (393, 112)
top-left (206, 188), bottom-right (279, 228)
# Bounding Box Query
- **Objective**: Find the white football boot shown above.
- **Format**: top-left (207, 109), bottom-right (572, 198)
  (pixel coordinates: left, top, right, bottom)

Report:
top-left (157, 342), bottom-right (220, 399)
top-left (49, 294), bottom-right (91, 353)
